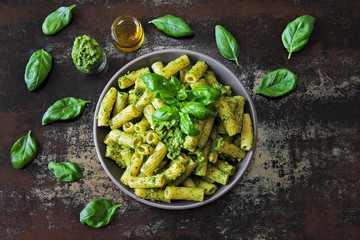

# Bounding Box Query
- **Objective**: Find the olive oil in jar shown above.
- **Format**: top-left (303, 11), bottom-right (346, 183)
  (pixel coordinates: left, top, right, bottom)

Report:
top-left (111, 16), bottom-right (144, 52)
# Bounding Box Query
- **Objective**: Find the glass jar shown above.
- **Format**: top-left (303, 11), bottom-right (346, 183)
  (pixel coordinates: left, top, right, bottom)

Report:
top-left (111, 15), bottom-right (145, 52)
top-left (72, 35), bottom-right (107, 75)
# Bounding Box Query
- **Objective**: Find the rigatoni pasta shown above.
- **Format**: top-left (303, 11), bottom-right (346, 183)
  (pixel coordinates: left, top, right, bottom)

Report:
top-left (118, 67), bottom-right (150, 89)
top-left (160, 55), bottom-right (190, 79)
top-left (97, 87), bottom-right (117, 127)
top-left (97, 54), bottom-right (254, 203)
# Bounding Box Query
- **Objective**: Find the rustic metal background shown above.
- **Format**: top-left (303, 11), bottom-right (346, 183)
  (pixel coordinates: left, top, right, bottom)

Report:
top-left (1, 0), bottom-right (359, 239)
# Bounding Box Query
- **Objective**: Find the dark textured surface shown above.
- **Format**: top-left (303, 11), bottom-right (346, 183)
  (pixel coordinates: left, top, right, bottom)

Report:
top-left (0, 0), bottom-right (359, 239)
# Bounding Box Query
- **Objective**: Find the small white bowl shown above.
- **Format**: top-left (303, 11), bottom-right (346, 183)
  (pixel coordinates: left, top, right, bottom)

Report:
top-left (93, 49), bottom-right (257, 210)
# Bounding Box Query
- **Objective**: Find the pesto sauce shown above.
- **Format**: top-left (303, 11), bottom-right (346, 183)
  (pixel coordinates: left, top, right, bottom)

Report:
top-left (154, 119), bottom-right (185, 160)
top-left (72, 35), bottom-right (104, 73)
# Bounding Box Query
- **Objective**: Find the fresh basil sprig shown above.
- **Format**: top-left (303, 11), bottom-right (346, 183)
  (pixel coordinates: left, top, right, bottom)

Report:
top-left (282, 15), bottom-right (315, 59)
top-left (181, 101), bottom-right (217, 120)
top-left (25, 49), bottom-right (52, 91)
top-left (153, 90), bottom-right (180, 107)
top-left (42, 97), bottom-right (90, 125)
top-left (48, 162), bottom-right (84, 182)
top-left (142, 73), bottom-right (175, 93)
top-left (149, 14), bottom-right (195, 37)
top-left (170, 76), bottom-right (187, 100)
top-left (215, 25), bottom-right (240, 66)
top-left (142, 73), bottom-right (221, 136)
top-left (152, 105), bottom-right (180, 121)
top-left (80, 199), bottom-right (122, 228)
top-left (10, 130), bottom-right (39, 169)
top-left (186, 85), bottom-right (222, 105)
top-left (180, 112), bottom-right (200, 137)
top-left (255, 69), bottom-right (298, 97)
top-left (42, 4), bottom-right (76, 35)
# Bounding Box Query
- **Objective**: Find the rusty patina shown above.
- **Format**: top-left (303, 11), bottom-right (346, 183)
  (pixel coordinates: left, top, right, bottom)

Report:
top-left (0, 1), bottom-right (359, 239)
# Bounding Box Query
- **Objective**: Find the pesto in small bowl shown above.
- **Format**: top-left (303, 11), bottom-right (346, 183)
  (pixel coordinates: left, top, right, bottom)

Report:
top-left (72, 35), bottom-right (106, 75)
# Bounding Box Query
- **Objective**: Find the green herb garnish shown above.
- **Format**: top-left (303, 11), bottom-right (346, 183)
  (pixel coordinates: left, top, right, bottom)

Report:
top-left (282, 15), bottom-right (315, 59)
top-left (149, 14), bottom-right (195, 37)
top-left (215, 25), bottom-right (240, 66)
top-left (142, 73), bottom-right (221, 136)
top-left (48, 162), bottom-right (84, 182)
top-left (255, 69), bottom-right (298, 97)
top-left (42, 5), bottom-right (76, 35)
top-left (42, 97), bottom-right (90, 125)
top-left (24, 49), bottom-right (52, 91)
top-left (80, 199), bottom-right (122, 228)
top-left (10, 130), bottom-right (39, 169)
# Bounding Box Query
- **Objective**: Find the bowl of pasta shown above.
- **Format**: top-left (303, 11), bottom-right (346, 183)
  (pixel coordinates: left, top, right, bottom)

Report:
top-left (94, 49), bottom-right (257, 210)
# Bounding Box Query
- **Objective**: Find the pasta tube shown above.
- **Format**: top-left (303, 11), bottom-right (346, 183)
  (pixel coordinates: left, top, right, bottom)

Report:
top-left (212, 160), bottom-right (236, 176)
top-left (197, 118), bottom-right (215, 149)
top-left (136, 144), bottom-right (154, 155)
top-left (118, 67), bottom-right (150, 89)
top-left (107, 129), bottom-right (142, 149)
top-left (183, 120), bottom-right (205, 152)
top-left (140, 141), bottom-right (168, 176)
top-left (134, 119), bottom-right (150, 133)
top-left (240, 113), bottom-right (253, 151)
top-left (162, 162), bottom-right (186, 184)
top-left (151, 61), bottom-right (164, 75)
top-left (105, 145), bottom-right (126, 168)
top-left (205, 165), bottom-right (229, 185)
top-left (215, 97), bottom-right (241, 136)
top-left (152, 98), bottom-right (167, 109)
top-left (134, 188), bottom-right (170, 203)
top-left (120, 153), bottom-right (144, 185)
top-left (136, 89), bottom-right (153, 112)
top-left (160, 55), bottom-right (190, 79)
top-left (185, 61), bottom-right (208, 83)
top-left (164, 186), bottom-right (204, 202)
top-left (97, 87), bottom-right (117, 127)
top-left (123, 122), bottom-right (135, 134)
top-left (143, 104), bottom-right (155, 128)
top-left (128, 174), bottom-right (165, 188)
top-left (145, 131), bottom-right (159, 146)
top-left (182, 177), bottom-right (196, 188)
top-left (193, 176), bottom-right (217, 195)
top-left (120, 148), bottom-right (133, 167)
top-left (190, 78), bottom-right (207, 89)
top-left (234, 96), bottom-right (245, 130)
top-left (168, 160), bottom-right (197, 186)
top-left (215, 137), bottom-right (246, 161)
top-left (111, 91), bottom-right (128, 117)
top-left (109, 104), bottom-right (139, 129)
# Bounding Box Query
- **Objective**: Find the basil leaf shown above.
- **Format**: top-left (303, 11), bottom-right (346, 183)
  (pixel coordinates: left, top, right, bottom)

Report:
top-left (181, 101), bottom-right (217, 120)
top-left (215, 25), bottom-right (240, 66)
top-left (170, 76), bottom-right (182, 91)
top-left (186, 85), bottom-right (222, 105)
top-left (42, 4), bottom-right (76, 35)
top-left (149, 14), bottom-right (195, 37)
top-left (255, 69), bottom-right (298, 97)
top-left (80, 199), bottom-right (122, 228)
top-left (177, 89), bottom-right (187, 101)
top-left (179, 112), bottom-right (200, 137)
top-left (42, 97), bottom-right (90, 125)
top-left (48, 162), bottom-right (84, 182)
top-left (282, 15), bottom-right (315, 59)
top-left (142, 73), bottom-right (176, 94)
top-left (10, 130), bottom-right (39, 169)
top-left (152, 106), bottom-right (180, 121)
top-left (24, 49), bottom-right (52, 91)
top-left (170, 76), bottom-right (187, 100)
top-left (153, 90), bottom-right (180, 107)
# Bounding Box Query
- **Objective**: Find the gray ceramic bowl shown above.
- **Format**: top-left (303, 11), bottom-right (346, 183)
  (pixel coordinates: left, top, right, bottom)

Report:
top-left (93, 49), bottom-right (257, 210)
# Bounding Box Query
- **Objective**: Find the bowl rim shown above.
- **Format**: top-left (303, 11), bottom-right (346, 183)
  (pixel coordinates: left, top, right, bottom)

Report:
top-left (93, 48), bottom-right (257, 210)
